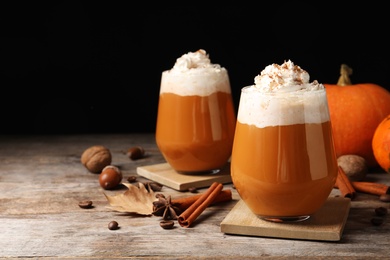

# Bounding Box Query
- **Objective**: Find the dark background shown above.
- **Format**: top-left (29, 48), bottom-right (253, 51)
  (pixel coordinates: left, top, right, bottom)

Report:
top-left (1, 2), bottom-right (389, 135)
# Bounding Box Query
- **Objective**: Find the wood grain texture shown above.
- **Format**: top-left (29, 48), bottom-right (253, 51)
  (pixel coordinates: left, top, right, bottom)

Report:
top-left (1, 134), bottom-right (390, 259)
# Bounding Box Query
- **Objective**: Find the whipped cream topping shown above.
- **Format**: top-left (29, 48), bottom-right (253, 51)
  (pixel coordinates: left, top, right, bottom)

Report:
top-left (171, 49), bottom-right (222, 71)
top-left (254, 60), bottom-right (323, 92)
top-left (238, 60), bottom-right (330, 127)
top-left (160, 49), bottom-right (231, 96)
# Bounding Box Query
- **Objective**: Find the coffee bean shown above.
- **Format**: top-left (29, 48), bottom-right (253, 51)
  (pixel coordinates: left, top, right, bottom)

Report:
top-left (371, 217), bottom-right (384, 226)
top-left (160, 220), bottom-right (174, 229)
top-left (108, 221), bottom-right (119, 230)
top-left (188, 187), bottom-right (198, 193)
top-left (379, 194), bottom-right (390, 202)
top-left (375, 206), bottom-right (388, 216)
top-left (78, 200), bottom-right (93, 209)
top-left (127, 176), bottom-right (137, 183)
top-left (144, 182), bottom-right (163, 192)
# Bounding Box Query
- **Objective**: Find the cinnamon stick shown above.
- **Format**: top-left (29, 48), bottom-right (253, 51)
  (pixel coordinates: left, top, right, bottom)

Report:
top-left (172, 189), bottom-right (232, 211)
top-left (178, 182), bottom-right (223, 228)
top-left (351, 182), bottom-right (390, 196)
top-left (335, 166), bottom-right (356, 199)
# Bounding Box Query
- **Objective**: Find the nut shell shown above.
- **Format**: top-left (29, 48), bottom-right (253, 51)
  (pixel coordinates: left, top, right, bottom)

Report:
top-left (126, 146), bottom-right (145, 160)
top-left (99, 165), bottom-right (122, 190)
top-left (337, 154), bottom-right (368, 181)
top-left (81, 145), bottom-right (112, 173)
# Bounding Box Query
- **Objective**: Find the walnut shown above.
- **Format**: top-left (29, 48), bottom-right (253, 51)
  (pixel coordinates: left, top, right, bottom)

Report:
top-left (337, 154), bottom-right (368, 182)
top-left (81, 145), bottom-right (112, 173)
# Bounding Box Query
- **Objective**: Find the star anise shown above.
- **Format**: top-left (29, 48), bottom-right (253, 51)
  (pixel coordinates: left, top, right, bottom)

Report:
top-left (152, 194), bottom-right (182, 220)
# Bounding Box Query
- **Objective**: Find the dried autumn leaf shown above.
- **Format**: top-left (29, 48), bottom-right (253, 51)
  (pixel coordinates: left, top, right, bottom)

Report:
top-left (103, 182), bottom-right (156, 215)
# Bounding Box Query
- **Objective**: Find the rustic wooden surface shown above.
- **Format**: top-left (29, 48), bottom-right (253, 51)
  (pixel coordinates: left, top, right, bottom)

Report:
top-left (1, 133), bottom-right (390, 259)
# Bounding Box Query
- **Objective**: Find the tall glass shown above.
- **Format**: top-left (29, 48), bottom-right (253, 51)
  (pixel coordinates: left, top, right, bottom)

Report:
top-left (155, 51), bottom-right (236, 174)
top-left (231, 86), bottom-right (338, 222)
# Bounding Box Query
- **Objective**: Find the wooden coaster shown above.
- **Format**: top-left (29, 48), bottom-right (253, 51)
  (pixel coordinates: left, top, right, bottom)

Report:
top-left (220, 197), bottom-right (350, 241)
top-left (136, 162), bottom-right (232, 191)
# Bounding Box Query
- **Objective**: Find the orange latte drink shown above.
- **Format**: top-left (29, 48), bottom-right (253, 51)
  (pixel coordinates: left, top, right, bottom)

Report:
top-left (231, 60), bottom-right (338, 222)
top-left (156, 50), bottom-right (236, 173)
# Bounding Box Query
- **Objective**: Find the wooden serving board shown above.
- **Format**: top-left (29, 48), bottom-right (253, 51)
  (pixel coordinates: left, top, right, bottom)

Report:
top-left (136, 162), bottom-right (232, 191)
top-left (220, 197), bottom-right (351, 241)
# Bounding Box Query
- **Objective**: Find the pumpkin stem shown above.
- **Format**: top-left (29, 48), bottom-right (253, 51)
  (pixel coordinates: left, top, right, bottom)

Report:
top-left (337, 64), bottom-right (353, 86)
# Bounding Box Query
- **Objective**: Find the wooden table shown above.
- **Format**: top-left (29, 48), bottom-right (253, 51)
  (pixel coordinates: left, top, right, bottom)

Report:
top-left (1, 134), bottom-right (390, 259)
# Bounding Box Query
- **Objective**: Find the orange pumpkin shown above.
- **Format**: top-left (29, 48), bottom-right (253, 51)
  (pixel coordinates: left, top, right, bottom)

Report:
top-left (372, 115), bottom-right (390, 173)
top-left (324, 64), bottom-right (390, 168)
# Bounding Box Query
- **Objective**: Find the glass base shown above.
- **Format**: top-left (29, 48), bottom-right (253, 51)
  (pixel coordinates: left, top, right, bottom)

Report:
top-left (177, 168), bottom-right (221, 175)
top-left (260, 215), bottom-right (310, 223)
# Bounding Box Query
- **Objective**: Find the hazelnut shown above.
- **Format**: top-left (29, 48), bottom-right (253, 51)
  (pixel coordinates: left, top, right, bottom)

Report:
top-left (81, 145), bottom-right (112, 173)
top-left (126, 146), bottom-right (145, 160)
top-left (99, 165), bottom-right (122, 190)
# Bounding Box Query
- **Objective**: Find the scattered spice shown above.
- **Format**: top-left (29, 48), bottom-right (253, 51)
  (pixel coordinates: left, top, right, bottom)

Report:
top-left (379, 194), bottom-right (390, 202)
top-left (375, 207), bottom-right (388, 216)
top-left (127, 176), bottom-right (137, 183)
top-left (188, 187), bottom-right (198, 193)
top-left (334, 169), bottom-right (390, 198)
top-left (371, 217), bottom-right (384, 226)
top-left (78, 200), bottom-right (93, 209)
top-left (178, 182), bottom-right (224, 228)
top-left (160, 220), bottom-right (174, 229)
top-left (152, 189), bottom-right (232, 219)
top-left (143, 182), bottom-right (163, 192)
top-left (152, 195), bottom-right (182, 220)
top-left (104, 182), bottom-right (157, 215)
top-left (351, 182), bottom-right (390, 196)
top-left (108, 221), bottom-right (119, 230)
top-left (334, 166), bottom-right (356, 199)
top-left (104, 182), bottom-right (232, 221)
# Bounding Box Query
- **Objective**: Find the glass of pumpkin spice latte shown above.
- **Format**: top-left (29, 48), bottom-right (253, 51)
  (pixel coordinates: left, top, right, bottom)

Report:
top-left (230, 60), bottom-right (338, 222)
top-left (155, 49), bottom-right (236, 174)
